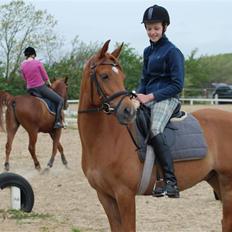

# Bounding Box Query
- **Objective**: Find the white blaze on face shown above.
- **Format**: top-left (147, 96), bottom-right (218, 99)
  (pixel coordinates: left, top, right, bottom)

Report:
top-left (112, 66), bottom-right (119, 74)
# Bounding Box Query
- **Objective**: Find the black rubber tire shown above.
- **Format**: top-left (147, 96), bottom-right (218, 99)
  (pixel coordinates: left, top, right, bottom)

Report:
top-left (0, 172), bottom-right (34, 212)
top-left (213, 190), bottom-right (220, 200)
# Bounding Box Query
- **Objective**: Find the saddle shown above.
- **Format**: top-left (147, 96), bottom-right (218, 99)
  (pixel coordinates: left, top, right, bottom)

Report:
top-left (134, 103), bottom-right (207, 162)
top-left (28, 89), bottom-right (56, 115)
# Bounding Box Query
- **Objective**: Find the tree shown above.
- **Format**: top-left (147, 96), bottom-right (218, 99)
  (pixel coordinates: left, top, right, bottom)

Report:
top-left (119, 43), bottom-right (142, 91)
top-left (0, 0), bottom-right (61, 80)
top-left (46, 37), bottom-right (100, 99)
top-left (46, 39), bottom-right (143, 99)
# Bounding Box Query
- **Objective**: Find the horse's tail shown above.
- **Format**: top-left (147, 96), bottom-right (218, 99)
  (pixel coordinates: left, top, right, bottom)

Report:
top-left (0, 91), bottom-right (14, 131)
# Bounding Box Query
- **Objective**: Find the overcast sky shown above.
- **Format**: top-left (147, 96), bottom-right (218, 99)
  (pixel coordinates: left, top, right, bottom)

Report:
top-left (2, 0), bottom-right (232, 57)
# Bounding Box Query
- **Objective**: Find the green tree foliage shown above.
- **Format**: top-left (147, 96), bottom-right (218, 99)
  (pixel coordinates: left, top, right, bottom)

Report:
top-left (46, 39), bottom-right (142, 99)
top-left (46, 37), bottom-right (100, 99)
top-left (118, 43), bottom-right (142, 92)
top-left (0, 0), bottom-right (61, 80)
top-left (185, 49), bottom-right (232, 96)
top-left (1, 1), bottom-right (231, 100)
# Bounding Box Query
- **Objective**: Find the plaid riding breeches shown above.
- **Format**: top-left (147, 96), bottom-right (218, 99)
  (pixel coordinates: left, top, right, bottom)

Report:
top-left (146, 97), bottom-right (179, 137)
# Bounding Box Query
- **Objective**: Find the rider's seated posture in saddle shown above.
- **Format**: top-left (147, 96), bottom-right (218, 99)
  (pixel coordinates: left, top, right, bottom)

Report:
top-left (136, 5), bottom-right (185, 198)
top-left (20, 47), bottom-right (64, 129)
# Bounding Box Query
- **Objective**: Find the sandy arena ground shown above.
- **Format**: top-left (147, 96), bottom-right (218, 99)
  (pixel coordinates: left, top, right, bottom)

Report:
top-left (0, 104), bottom-right (231, 232)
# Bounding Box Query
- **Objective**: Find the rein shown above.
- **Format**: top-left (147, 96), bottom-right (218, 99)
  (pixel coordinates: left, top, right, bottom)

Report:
top-left (78, 62), bottom-right (133, 114)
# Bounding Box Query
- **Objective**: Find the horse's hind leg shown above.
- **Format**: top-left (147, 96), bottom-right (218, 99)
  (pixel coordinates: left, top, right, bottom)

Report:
top-left (49, 132), bottom-right (67, 166)
top-left (219, 174), bottom-right (232, 231)
top-left (206, 171), bottom-right (221, 200)
top-left (4, 120), bottom-right (19, 171)
top-left (28, 132), bottom-right (41, 170)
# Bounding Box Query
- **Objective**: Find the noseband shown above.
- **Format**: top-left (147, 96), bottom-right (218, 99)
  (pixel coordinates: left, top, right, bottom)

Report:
top-left (78, 62), bottom-right (134, 114)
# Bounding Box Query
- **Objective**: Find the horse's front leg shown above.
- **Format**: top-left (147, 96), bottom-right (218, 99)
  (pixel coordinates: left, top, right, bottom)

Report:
top-left (49, 131), bottom-right (67, 166)
top-left (47, 129), bottom-right (62, 167)
top-left (57, 142), bottom-right (68, 166)
top-left (97, 191), bottom-right (122, 232)
top-left (116, 190), bottom-right (136, 232)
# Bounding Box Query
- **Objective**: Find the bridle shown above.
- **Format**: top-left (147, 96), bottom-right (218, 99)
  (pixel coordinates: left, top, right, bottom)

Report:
top-left (78, 61), bottom-right (141, 151)
top-left (78, 61), bottom-right (135, 114)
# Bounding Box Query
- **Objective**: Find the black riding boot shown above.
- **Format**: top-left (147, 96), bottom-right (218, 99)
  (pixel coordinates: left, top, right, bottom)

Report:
top-left (54, 100), bottom-right (64, 129)
top-left (151, 134), bottom-right (180, 198)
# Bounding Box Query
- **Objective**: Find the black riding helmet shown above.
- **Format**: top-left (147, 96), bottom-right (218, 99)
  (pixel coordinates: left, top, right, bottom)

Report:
top-left (24, 47), bottom-right (36, 57)
top-left (142, 5), bottom-right (170, 26)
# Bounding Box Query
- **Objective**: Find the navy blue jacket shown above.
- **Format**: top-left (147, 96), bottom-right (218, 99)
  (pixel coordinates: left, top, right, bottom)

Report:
top-left (137, 35), bottom-right (184, 102)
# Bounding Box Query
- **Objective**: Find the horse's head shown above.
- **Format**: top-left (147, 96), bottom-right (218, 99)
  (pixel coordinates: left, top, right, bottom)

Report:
top-left (80, 40), bottom-right (136, 125)
top-left (51, 77), bottom-right (69, 110)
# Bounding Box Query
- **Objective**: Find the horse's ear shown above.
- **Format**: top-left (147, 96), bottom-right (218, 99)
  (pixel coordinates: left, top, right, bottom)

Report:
top-left (97, 40), bottom-right (111, 59)
top-left (51, 77), bottom-right (56, 82)
top-left (111, 42), bottom-right (124, 59)
top-left (64, 76), bottom-right (68, 84)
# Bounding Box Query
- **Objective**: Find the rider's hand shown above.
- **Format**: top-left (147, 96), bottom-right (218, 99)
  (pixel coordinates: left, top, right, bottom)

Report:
top-left (136, 93), bottom-right (154, 104)
top-left (46, 80), bottom-right (52, 87)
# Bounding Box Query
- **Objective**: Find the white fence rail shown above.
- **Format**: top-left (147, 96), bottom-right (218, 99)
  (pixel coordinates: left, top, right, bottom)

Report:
top-left (180, 97), bottom-right (232, 105)
top-left (67, 97), bottom-right (232, 106)
top-left (65, 97), bottom-right (232, 125)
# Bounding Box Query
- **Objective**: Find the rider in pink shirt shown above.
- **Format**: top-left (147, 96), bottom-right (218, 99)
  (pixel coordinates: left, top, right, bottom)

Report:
top-left (20, 59), bottom-right (49, 89)
top-left (20, 47), bottom-right (64, 129)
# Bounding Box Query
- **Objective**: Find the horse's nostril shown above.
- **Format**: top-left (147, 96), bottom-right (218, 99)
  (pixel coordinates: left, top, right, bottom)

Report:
top-left (124, 107), bottom-right (134, 116)
top-left (124, 107), bottom-right (136, 118)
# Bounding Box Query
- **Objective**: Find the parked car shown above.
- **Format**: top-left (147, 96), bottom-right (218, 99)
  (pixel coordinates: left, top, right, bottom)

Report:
top-left (212, 83), bottom-right (232, 104)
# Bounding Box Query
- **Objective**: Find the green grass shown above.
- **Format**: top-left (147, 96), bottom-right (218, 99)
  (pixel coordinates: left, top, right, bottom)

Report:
top-left (71, 228), bottom-right (81, 232)
top-left (0, 209), bottom-right (52, 221)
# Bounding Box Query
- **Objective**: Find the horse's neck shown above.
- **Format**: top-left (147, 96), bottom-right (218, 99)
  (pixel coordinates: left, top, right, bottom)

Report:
top-left (79, 113), bottom-right (121, 138)
top-left (78, 96), bottom-right (130, 151)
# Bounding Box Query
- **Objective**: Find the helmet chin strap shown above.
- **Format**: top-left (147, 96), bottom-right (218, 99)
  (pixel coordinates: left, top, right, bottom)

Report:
top-left (162, 24), bottom-right (168, 34)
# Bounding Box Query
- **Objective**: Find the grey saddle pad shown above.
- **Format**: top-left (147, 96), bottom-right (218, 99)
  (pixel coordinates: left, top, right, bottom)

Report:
top-left (163, 113), bottom-right (208, 161)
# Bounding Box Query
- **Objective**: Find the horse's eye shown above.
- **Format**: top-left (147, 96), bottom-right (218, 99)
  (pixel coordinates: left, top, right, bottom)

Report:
top-left (100, 73), bottom-right (109, 80)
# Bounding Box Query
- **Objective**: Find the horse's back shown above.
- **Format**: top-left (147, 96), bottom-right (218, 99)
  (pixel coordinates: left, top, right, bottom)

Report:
top-left (193, 108), bottom-right (232, 170)
top-left (8, 95), bottom-right (53, 129)
top-left (14, 95), bottom-right (47, 114)
top-left (192, 108), bottom-right (232, 126)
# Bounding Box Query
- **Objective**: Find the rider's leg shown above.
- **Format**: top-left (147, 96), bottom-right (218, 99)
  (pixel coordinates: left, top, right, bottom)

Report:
top-left (32, 84), bottom-right (64, 128)
top-left (53, 99), bottom-right (64, 128)
top-left (148, 98), bottom-right (180, 198)
top-left (151, 134), bottom-right (179, 198)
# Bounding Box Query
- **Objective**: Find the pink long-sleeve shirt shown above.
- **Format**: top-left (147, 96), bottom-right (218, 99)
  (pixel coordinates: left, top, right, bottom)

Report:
top-left (20, 59), bottom-right (49, 89)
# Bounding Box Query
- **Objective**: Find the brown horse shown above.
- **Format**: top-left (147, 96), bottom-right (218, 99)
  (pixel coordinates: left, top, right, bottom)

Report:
top-left (78, 40), bottom-right (232, 232)
top-left (0, 77), bottom-right (69, 171)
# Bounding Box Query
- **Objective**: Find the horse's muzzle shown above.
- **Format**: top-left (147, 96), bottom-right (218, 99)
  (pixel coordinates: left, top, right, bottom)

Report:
top-left (116, 103), bottom-right (136, 125)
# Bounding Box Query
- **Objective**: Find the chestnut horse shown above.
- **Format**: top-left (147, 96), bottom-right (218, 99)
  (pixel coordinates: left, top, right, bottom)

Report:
top-left (0, 77), bottom-right (69, 171)
top-left (78, 40), bottom-right (232, 232)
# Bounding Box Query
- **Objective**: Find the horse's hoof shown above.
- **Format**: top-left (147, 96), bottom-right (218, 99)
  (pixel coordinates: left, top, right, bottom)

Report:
top-left (35, 164), bottom-right (41, 171)
top-left (61, 155), bottom-right (68, 165)
top-left (4, 163), bottom-right (9, 171)
top-left (47, 162), bottom-right (53, 168)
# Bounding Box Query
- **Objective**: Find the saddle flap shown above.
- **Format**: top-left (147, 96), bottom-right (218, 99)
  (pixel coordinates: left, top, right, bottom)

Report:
top-left (28, 90), bottom-right (56, 114)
